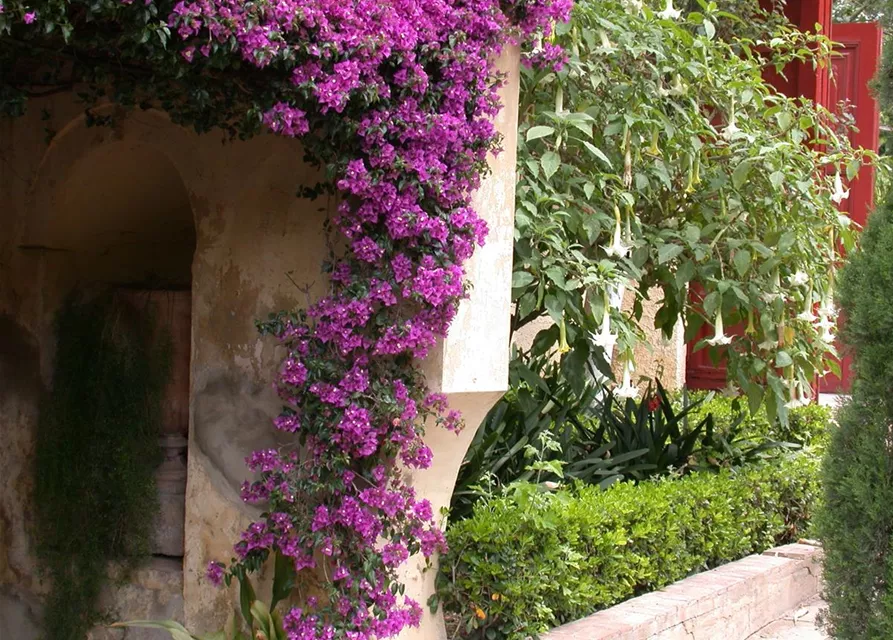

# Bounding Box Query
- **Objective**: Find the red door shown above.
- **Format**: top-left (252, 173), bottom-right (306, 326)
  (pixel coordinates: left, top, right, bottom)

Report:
top-left (685, 5), bottom-right (882, 393)
top-left (817, 22), bottom-right (882, 394)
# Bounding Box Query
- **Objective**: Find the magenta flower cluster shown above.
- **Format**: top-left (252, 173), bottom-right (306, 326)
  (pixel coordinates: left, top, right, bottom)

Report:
top-left (163, 0), bottom-right (571, 637)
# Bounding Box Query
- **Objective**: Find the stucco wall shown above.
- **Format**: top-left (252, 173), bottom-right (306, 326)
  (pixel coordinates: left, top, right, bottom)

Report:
top-left (1, 99), bottom-right (332, 636)
top-left (0, 47), bottom-right (520, 639)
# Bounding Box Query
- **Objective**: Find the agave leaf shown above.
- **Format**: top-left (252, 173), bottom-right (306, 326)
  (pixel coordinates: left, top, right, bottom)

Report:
top-left (271, 550), bottom-right (296, 612)
top-left (111, 620), bottom-right (194, 640)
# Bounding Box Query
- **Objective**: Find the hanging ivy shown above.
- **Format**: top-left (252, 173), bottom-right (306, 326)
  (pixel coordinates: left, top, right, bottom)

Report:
top-left (32, 292), bottom-right (171, 640)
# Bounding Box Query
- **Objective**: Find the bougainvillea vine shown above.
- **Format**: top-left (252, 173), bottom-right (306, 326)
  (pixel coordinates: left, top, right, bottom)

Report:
top-left (208, 2), bottom-right (569, 636)
top-left (2, 0), bottom-right (569, 634)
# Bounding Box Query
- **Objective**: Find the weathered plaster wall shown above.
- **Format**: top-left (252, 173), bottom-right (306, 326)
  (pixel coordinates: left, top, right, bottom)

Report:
top-left (0, 46), bottom-right (521, 640)
top-left (1, 100), bottom-right (330, 636)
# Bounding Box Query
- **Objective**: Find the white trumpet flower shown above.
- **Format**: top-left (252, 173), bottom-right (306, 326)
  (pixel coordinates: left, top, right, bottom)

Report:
top-left (721, 112), bottom-right (741, 141)
top-left (615, 360), bottom-right (639, 400)
top-left (705, 309), bottom-right (732, 346)
top-left (785, 380), bottom-right (812, 409)
top-left (592, 306), bottom-right (618, 354)
top-left (657, 0), bottom-right (681, 20)
top-left (789, 271), bottom-right (809, 287)
top-left (831, 173), bottom-right (850, 205)
top-left (604, 208), bottom-right (631, 258)
top-left (597, 30), bottom-right (616, 54)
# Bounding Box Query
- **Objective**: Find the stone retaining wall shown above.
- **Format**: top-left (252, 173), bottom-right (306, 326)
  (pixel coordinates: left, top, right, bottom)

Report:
top-left (543, 543), bottom-right (823, 640)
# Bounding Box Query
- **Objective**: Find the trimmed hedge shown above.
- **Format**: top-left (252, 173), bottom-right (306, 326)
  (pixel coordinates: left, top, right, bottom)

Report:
top-left (438, 454), bottom-right (820, 639)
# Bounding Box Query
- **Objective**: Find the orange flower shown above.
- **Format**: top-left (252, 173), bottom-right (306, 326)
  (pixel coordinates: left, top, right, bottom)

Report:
top-left (474, 606), bottom-right (487, 620)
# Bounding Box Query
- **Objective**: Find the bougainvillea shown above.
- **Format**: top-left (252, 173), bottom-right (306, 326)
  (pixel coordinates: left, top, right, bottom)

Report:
top-left (1, 0), bottom-right (569, 636)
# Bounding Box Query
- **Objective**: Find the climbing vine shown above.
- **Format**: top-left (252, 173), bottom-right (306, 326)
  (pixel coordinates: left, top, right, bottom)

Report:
top-left (1, 0), bottom-right (570, 637)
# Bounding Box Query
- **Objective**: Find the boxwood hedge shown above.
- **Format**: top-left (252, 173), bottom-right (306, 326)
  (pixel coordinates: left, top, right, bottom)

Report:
top-left (438, 454), bottom-right (819, 639)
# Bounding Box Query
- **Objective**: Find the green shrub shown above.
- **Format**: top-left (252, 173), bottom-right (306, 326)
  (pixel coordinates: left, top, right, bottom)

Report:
top-left (438, 454), bottom-right (819, 640)
top-left (817, 198), bottom-right (893, 639)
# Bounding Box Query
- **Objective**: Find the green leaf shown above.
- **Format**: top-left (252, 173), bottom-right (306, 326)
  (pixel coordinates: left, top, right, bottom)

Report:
top-left (703, 19), bottom-right (715, 40)
top-left (250, 601), bottom-right (276, 640)
top-left (568, 119), bottom-right (593, 138)
top-left (658, 243), bottom-right (684, 265)
top-left (775, 350), bottom-right (793, 368)
top-left (732, 160), bottom-right (753, 189)
top-left (582, 141), bottom-right (613, 168)
top-left (541, 151), bottom-right (561, 179)
top-left (526, 125), bottom-right (555, 142)
top-left (733, 249), bottom-right (751, 276)
top-left (544, 266), bottom-right (568, 290)
top-left (544, 293), bottom-right (564, 323)
top-left (583, 182), bottom-right (596, 200)
top-left (775, 111), bottom-right (793, 131)
top-left (239, 576), bottom-right (256, 628)
top-left (769, 171), bottom-right (785, 189)
top-left (271, 550), bottom-right (296, 612)
top-left (676, 260), bottom-right (696, 288)
top-left (512, 271), bottom-right (536, 288)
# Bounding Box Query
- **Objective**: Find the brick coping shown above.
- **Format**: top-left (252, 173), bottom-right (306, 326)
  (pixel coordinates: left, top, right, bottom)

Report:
top-left (542, 543), bottom-right (823, 640)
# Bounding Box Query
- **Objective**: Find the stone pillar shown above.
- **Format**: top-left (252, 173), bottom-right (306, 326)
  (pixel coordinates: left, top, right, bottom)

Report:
top-left (117, 288), bottom-right (191, 558)
top-left (400, 45), bottom-right (521, 640)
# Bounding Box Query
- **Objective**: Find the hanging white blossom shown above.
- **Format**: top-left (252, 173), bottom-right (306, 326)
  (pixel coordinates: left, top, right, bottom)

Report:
top-left (657, 0), bottom-right (681, 20)
top-left (615, 360), bottom-right (639, 400)
top-left (721, 112), bottom-right (741, 141)
top-left (592, 305), bottom-right (618, 354)
top-left (604, 207), bottom-right (631, 258)
top-left (831, 172), bottom-right (850, 205)
top-left (705, 309), bottom-right (732, 346)
top-left (785, 379), bottom-right (812, 409)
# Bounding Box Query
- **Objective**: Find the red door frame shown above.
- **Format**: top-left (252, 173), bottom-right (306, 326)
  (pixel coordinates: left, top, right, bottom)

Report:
top-left (817, 21), bottom-right (882, 393)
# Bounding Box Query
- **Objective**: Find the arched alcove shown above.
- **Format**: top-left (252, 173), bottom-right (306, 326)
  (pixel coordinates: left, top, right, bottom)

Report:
top-left (28, 140), bottom-right (196, 576)
top-left (26, 141), bottom-right (195, 288)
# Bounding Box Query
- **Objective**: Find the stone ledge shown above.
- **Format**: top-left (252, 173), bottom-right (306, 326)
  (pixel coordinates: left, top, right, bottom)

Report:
top-left (542, 544), bottom-right (823, 640)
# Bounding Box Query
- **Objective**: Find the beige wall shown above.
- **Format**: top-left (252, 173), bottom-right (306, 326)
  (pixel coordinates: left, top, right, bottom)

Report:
top-left (0, 47), bottom-right (520, 640)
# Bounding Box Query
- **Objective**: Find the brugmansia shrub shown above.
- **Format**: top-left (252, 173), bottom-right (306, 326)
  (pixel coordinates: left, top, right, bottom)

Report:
top-left (817, 199), bottom-right (893, 638)
top-left (438, 454), bottom-right (819, 639)
top-left (512, 0), bottom-right (871, 419)
top-left (32, 293), bottom-right (169, 640)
